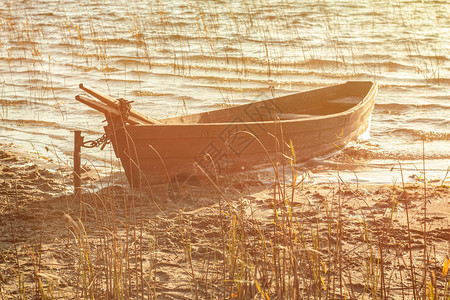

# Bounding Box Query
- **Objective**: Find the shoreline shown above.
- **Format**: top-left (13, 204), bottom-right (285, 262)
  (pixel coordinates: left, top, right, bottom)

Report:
top-left (1, 143), bottom-right (449, 298)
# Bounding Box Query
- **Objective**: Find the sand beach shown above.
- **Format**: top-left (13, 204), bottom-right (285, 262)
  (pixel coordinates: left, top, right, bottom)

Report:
top-left (1, 143), bottom-right (449, 298)
top-left (1, 0), bottom-right (449, 298)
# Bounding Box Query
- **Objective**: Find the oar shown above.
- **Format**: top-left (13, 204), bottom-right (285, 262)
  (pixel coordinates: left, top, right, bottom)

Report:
top-left (75, 95), bottom-right (145, 125)
top-left (79, 83), bottom-right (162, 125)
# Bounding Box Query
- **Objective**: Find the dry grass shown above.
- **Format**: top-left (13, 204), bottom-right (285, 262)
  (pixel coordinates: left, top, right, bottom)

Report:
top-left (1, 136), bottom-right (449, 299)
top-left (0, 1), bottom-right (449, 298)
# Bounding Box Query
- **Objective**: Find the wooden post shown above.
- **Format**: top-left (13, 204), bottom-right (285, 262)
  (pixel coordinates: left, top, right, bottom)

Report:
top-left (74, 130), bottom-right (83, 198)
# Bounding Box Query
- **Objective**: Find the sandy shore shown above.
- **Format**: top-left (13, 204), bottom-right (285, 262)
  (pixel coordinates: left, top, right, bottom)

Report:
top-left (0, 143), bottom-right (449, 299)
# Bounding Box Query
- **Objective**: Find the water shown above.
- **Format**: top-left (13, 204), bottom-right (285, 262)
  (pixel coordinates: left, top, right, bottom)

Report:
top-left (0, 0), bottom-right (449, 184)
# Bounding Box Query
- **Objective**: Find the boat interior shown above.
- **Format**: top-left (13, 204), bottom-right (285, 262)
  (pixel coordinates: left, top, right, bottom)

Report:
top-left (161, 81), bottom-right (372, 125)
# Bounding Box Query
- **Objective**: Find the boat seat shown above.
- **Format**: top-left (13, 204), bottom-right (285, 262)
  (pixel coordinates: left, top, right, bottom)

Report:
top-left (277, 113), bottom-right (316, 120)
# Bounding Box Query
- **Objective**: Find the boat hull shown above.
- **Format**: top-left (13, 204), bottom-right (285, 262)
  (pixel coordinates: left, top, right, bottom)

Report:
top-left (106, 81), bottom-right (377, 186)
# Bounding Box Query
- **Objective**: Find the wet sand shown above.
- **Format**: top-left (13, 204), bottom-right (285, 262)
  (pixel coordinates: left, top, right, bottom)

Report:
top-left (0, 143), bottom-right (449, 299)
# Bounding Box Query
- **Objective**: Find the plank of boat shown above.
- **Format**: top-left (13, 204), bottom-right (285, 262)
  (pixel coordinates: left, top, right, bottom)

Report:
top-left (327, 96), bottom-right (361, 105)
top-left (79, 84), bottom-right (162, 125)
top-left (276, 113), bottom-right (316, 120)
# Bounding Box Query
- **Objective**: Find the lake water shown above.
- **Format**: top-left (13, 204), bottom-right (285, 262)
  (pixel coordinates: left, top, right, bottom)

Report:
top-left (1, 0), bottom-right (449, 184)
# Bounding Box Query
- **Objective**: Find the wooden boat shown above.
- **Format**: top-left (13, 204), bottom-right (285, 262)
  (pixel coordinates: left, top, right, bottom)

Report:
top-left (76, 81), bottom-right (377, 187)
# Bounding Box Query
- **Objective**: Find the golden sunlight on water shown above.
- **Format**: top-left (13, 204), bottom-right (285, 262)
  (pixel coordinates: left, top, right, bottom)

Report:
top-left (0, 0), bottom-right (449, 183)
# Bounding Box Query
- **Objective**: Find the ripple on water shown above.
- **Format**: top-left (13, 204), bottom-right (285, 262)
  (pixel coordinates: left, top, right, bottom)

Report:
top-left (0, 0), bottom-right (448, 177)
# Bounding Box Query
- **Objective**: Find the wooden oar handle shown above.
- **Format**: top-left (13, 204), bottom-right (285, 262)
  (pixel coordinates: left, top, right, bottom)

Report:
top-left (79, 84), bottom-right (162, 125)
top-left (79, 84), bottom-right (119, 107)
top-left (75, 95), bottom-right (143, 125)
